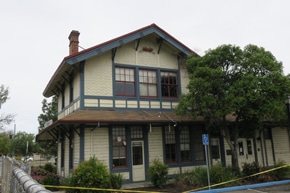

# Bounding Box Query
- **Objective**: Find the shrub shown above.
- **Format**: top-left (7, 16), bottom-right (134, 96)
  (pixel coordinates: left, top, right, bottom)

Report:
top-left (110, 173), bottom-right (123, 189)
top-left (209, 163), bottom-right (241, 187)
top-left (41, 173), bottom-right (60, 191)
top-left (67, 157), bottom-right (111, 193)
top-left (148, 159), bottom-right (168, 188)
top-left (174, 167), bottom-right (208, 188)
top-left (174, 163), bottom-right (240, 189)
top-left (273, 160), bottom-right (290, 180)
top-left (242, 162), bottom-right (260, 177)
top-left (43, 162), bottom-right (56, 173)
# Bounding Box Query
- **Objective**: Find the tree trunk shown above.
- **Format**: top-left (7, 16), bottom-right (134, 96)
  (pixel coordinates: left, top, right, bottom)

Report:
top-left (220, 117), bottom-right (239, 170)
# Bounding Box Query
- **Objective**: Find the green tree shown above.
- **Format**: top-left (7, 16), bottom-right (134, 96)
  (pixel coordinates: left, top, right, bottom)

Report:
top-left (38, 96), bottom-right (57, 130)
top-left (177, 44), bottom-right (290, 169)
top-left (0, 84), bottom-right (14, 130)
top-left (0, 133), bottom-right (11, 155)
top-left (10, 131), bottom-right (39, 156)
top-left (37, 96), bottom-right (58, 157)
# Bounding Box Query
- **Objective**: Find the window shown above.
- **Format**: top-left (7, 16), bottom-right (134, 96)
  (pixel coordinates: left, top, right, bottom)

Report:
top-left (61, 87), bottom-right (65, 109)
top-left (161, 71), bottom-right (178, 97)
top-left (131, 126), bottom-right (143, 139)
top-left (211, 139), bottom-right (220, 159)
top-left (247, 140), bottom-right (252, 155)
top-left (180, 127), bottom-right (191, 162)
top-left (112, 127), bottom-right (127, 167)
top-left (165, 126), bottom-right (177, 163)
top-left (238, 141), bottom-right (244, 156)
top-left (115, 67), bottom-right (135, 96)
top-left (69, 77), bottom-right (74, 103)
top-left (139, 70), bottom-right (157, 97)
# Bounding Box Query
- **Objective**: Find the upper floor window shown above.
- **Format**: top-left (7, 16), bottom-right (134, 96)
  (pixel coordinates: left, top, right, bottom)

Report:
top-left (139, 70), bottom-right (157, 97)
top-left (161, 71), bottom-right (178, 98)
top-left (69, 77), bottom-right (74, 103)
top-left (115, 67), bottom-right (135, 96)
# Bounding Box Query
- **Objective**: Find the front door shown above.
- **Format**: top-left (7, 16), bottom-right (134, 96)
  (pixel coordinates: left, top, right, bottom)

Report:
top-left (132, 141), bottom-right (145, 182)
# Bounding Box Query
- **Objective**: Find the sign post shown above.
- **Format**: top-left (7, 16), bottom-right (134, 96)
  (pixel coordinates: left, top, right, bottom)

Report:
top-left (202, 134), bottom-right (211, 190)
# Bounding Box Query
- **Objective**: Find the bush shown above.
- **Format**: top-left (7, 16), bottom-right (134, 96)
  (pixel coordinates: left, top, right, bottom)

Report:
top-left (174, 163), bottom-right (240, 188)
top-left (174, 167), bottom-right (207, 188)
top-left (67, 157), bottom-right (111, 193)
top-left (43, 162), bottom-right (56, 173)
top-left (209, 163), bottom-right (241, 187)
top-left (242, 160), bottom-right (290, 184)
top-left (31, 165), bottom-right (60, 191)
top-left (41, 173), bottom-right (60, 191)
top-left (110, 173), bottom-right (123, 189)
top-left (242, 162), bottom-right (260, 177)
top-left (273, 160), bottom-right (290, 180)
top-left (148, 159), bottom-right (168, 188)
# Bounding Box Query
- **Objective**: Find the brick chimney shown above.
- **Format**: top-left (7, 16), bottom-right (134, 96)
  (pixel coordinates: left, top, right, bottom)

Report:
top-left (68, 30), bottom-right (80, 55)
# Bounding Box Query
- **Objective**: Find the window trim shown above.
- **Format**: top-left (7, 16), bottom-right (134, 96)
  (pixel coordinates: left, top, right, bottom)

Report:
top-left (139, 69), bottom-right (157, 98)
top-left (160, 71), bottom-right (178, 98)
top-left (115, 67), bottom-right (136, 97)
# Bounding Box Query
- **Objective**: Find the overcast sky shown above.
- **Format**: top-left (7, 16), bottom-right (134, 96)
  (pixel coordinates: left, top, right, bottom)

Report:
top-left (1, 0), bottom-right (290, 135)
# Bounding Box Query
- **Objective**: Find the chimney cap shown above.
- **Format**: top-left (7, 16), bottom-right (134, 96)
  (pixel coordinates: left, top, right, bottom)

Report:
top-left (68, 30), bottom-right (80, 40)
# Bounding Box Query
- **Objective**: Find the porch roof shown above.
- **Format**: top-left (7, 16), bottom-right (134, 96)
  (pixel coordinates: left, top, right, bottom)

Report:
top-left (36, 109), bottom-right (202, 141)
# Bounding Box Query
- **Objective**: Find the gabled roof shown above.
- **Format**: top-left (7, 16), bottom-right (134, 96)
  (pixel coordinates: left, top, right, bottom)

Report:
top-left (43, 23), bottom-right (199, 97)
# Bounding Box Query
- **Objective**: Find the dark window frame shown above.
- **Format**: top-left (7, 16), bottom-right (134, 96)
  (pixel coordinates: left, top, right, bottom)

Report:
top-left (115, 67), bottom-right (135, 96)
top-left (139, 69), bottom-right (157, 97)
top-left (161, 71), bottom-right (178, 98)
top-left (112, 126), bottom-right (127, 168)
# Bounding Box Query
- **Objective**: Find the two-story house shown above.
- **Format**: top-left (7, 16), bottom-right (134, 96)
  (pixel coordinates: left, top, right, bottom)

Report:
top-left (36, 24), bottom-right (290, 183)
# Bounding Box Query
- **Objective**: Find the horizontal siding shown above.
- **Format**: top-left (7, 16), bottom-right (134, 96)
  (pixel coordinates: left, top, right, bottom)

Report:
top-left (57, 143), bottom-right (62, 175)
top-left (272, 127), bottom-right (290, 163)
top-left (74, 72), bottom-right (80, 100)
top-left (84, 127), bottom-right (110, 167)
top-left (84, 52), bottom-right (112, 96)
top-left (73, 130), bottom-right (80, 168)
top-left (148, 127), bottom-right (163, 164)
top-left (265, 140), bottom-right (274, 166)
top-left (64, 138), bottom-right (69, 177)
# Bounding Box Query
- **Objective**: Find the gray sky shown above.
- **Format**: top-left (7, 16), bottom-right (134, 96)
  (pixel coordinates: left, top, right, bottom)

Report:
top-left (1, 0), bottom-right (290, 135)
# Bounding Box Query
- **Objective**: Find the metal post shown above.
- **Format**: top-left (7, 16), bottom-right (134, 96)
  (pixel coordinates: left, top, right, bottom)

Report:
top-left (202, 134), bottom-right (211, 189)
top-left (204, 144), bottom-right (211, 189)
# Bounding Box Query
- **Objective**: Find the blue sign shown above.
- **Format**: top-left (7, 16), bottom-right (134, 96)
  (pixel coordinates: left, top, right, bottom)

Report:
top-left (202, 134), bottom-right (209, 145)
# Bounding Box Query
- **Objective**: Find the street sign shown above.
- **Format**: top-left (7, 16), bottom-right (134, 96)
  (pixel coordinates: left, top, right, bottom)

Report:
top-left (202, 134), bottom-right (209, 145)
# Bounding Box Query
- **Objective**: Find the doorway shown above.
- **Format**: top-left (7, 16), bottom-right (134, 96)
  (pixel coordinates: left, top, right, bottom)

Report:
top-left (131, 141), bottom-right (145, 181)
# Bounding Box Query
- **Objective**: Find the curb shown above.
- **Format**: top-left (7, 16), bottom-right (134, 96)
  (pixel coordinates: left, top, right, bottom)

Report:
top-left (190, 179), bottom-right (290, 193)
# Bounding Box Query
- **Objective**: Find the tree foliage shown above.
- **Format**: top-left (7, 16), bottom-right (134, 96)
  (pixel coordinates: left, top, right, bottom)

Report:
top-left (38, 96), bottom-right (57, 130)
top-left (0, 133), bottom-right (11, 155)
top-left (177, 44), bottom-right (290, 168)
top-left (37, 96), bottom-right (58, 157)
top-left (0, 84), bottom-right (14, 130)
top-left (10, 131), bottom-right (40, 156)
